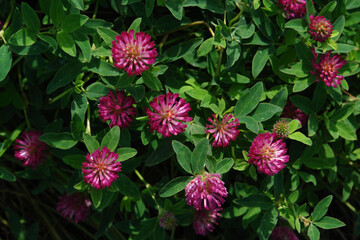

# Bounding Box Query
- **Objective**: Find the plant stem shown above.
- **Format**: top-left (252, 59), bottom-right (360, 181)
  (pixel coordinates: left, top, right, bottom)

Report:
top-left (134, 169), bottom-right (160, 210)
top-left (17, 65), bottom-right (31, 128)
top-left (86, 102), bottom-right (91, 135)
top-left (49, 87), bottom-right (74, 104)
top-left (215, 47), bottom-right (224, 76)
top-left (92, 0), bottom-right (99, 19)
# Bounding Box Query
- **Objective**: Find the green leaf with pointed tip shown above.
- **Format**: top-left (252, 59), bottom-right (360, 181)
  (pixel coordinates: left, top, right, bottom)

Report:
top-left (172, 140), bottom-right (192, 174)
top-left (0, 167), bottom-right (16, 182)
top-left (83, 133), bottom-right (100, 153)
top-left (128, 18), bottom-right (142, 33)
top-left (312, 195), bottom-right (333, 221)
top-left (91, 189), bottom-right (103, 208)
top-left (101, 126), bottom-right (120, 151)
top-left (60, 14), bottom-right (89, 33)
top-left (116, 148), bottom-right (137, 161)
top-left (116, 174), bottom-right (140, 198)
top-left (50, 0), bottom-right (65, 27)
top-left (308, 224), bottom-right (320, 240)
top-left (56, 31), bottom-right (76, 56)
top-left (252, 48), bottom-right (270, 78)
top-left (288, 132), bottom-right (312, 146)
top-left (159, 176), bottom-right (192, 198)
top-left (9, 29), bottom-right (37, 46)
top-left (234, 82), bottom-right (263, 118)
top-left (0, 45), bottom-right (12, 82)
top-left (97, 27), bottom-right (118, 47)
top-left (215, 158), bottom-right (234, 174)
top-left (39, 132), bottom-right (77, 149)
top-left (191, 138), bottom-right (209, 174)
top-left (142, 71), bottom-right (162, 91)
top-left (234, 194), bottom-right (273, 210)
top-left (259, 207), bottom-right (278, 240)
top-left (21, 2), bottom-right (40, 34)
top-left (314, 217), bottom-right (345, 229)
top-left (165, 0), bottom-right (183, 20)
top-left (251, 103), bottom-right (282, 122)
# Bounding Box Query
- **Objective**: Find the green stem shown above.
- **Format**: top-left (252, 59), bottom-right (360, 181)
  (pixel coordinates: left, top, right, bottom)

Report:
top-left (2, 0), bottom-right (15, 30)
top-left (134, 169), bottom-right (160, 210)
top-left (86, 102), bottom-right (91, 135)
top-left (17, 66), bottom-right (30, 128)
top-left (170, 227), bottom-right (175, 240)
top-left (215, 48), bottom-right (224, 76)
top-left (92, 0), bottom-right (99, 19)
top-left (49, 87), bottom-right (74, 104)
top-left (231, 146), bottom-right (236, 159)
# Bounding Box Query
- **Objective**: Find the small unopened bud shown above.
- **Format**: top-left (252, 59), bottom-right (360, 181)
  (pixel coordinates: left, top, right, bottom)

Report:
top-left (159, 211), bottom-right (176, 230)
top-left (273, 119), bottom-right (290, 139)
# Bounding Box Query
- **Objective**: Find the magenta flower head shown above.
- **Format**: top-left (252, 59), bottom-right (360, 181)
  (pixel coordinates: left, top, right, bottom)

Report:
top-left (280, 100), bottom-right (308, 126)
top-left (270, 226), bottom-right (299, 240)
top-left (205, 114), bottom-right (240, 148)
top-left (145, 93), bottom-right (193, 137)
top-left (14, 130), bottom-right (47, 169)
top-left (159, 211), bottom-right (177, 230)
top-left (111, 29), bottom-right (157, 76)
top-left (56, 193), bottom-right (92, 224)
top-left (193, 208), bottom-right (222, 236)
top-left (98, 90), bottom-right (137, 129)
top-left (278, 0), bottom-right (306, 19)
top-left (185, 172), bottom-right (228, 211)
top-left (309, 15), bottom-right (333, 42)
top-left (311, 49), bottom-right (347, 88)
top-left (248, 132), bottom-right (289, 176)
top-left (82, 147), bottom-right (122, 189)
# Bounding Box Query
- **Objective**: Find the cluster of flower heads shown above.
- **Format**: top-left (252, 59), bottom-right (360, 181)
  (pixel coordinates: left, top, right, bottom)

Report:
top-left (278, 0), bottom-right (306, 19)
top-left (185, 172), bottom-right (228, 235)
top-left (56, 193), bottom-right (92, 223)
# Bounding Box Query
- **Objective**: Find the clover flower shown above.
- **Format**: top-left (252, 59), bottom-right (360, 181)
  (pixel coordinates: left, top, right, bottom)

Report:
top-left (14, 130), bottom-right (47, 169)
top-left (278, 0), bottom-right (306, 19)
top-left (185, 173), bottom-right (228, 211)
top-left (273, 119), bottom-right (290, 139)
top-left (248, 132), bottom-right (289, 176)
top-left (82, 147), bottom-right (122, 189)
top-left (280, 100), bottom-right (308, 126)
top-left (56, 193), bottom-right (92, 223)
top-left (205, 114), bottom-right (240, 148)
top-left (193, 208), bottom-right (222, 236)
top-left (145, 93), bottom-right (192, 137)
top-left (98, 90), bottom-right (137, 129)
top-left (159, 211), bottom-right (177, 230)
top-left (309, 15), bottom-right (333, 42)
top-left (111, 29), bottom-right (157, 76)
top-left (311, 49), bottom-right (347, 88)
top-left (270, 226), bottom-right (299, 240)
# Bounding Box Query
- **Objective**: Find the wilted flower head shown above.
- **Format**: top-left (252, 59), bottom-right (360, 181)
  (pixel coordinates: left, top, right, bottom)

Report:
top-left (273, 119), bottom-right (290, 139)
top-left (159, 211), bottom-right (177, 230)
top-left (145, 93), bottom-right (192, 137)
top-left (56, 193), bottom-right (92, 223)
top-left (112, 29), bottom-right (157, 76)
top-left (248, 132), bottom-right (289, 176)
top-left (278, 0), bottom-right (306, 19)
top-left (311, 49), bottom-right (347, 88)
top-left (280, 100), bottom-right (308, 126)
top-left (14, 130), bottom-right (47, 168)
top-left (309, 15), bottom-right (333, 42)
top-left (205, 114), bottom-right (240, 148)
top-left (270, 226), bottom-right (299, 240)
top-left (82, 147), bottom-right (122, 189)
top-left (185, 172), bottom-right (228, 211)
top-left (98, 90), bottom-right (137, 129)
top-left (193, 208), bottom-right (222, 236)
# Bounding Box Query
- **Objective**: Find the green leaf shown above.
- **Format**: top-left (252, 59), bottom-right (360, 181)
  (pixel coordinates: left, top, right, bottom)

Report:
top-left (217, 19), bottom-right (232, 41)
top-left (159, 176), bottom-right (192, 198)
top-left (298, 171), bottom-right (317, 186)
top-left (270, 87), bottom-right (288, 109)
top-left (312, 83), bottom-right (327, 112)
top-left (318, 1), bottom-right (337, 16)
top-left (290, 95), bottom-right (314, 115)
top-left (308, 114), bottom-right (319, 137)
top-left (9, 29), bottom-right (37, 46)
top-left (252, 48), bottom-right (270, 78)
top-left (225, 41), bottom-right (241, 68)
top-left (333, 16), bottom-right (345, 41)
top-left (67, 0), bottom-right (85, 10)
top-left (39, 132), bottom-right (77, 149)
top-left (285, 19), bottom-right (306, 32)
top-left (312, 195), bottom-right (333, 221)
top-left (197, 37), bottom-right (214, 57)
top-left (293, 77), bottom-right (315, 93)
top-left (63, 154), bottom-right (85, 169)
top-left (145, 0), bottom-right (155, 17)
top-left (142, 71), bottom-right (162, 91)
top-left (71, 93), bottom-right (87, 123)
top-left (83, 133), bottom-right (100, 153)
top-left (313, 216), bottom-right (345, 229)
top-left (183, 0), bottom-right (224, 14)
top-left (74, 181), bottom-right (88, 191)
top-left (116, 174), bottom-right (140, 198)
top-left (46, 61), bottom-right (83, 94)
top-left (234, 82), bottom-right (263, 118)
top-left (60, 14), bottom-right (89, 33)
top-left (86, 58), bottom-right (119, 76)
top-left (331, 104), bottom-right (355, 121)
top-left (303, 144), bottom-right (336, 170)
top-left (191, 138), bottom-right (209, 174)
top-left (306, 0), bottom-right (316, 23)
top-left (21, 2), bottom-right (40, 34)
top-left (145, 138), bottom-right (174, 166)
top-left (259, 207), bottom-right (278, 240)
top-left (91, 189), bottom-right (103, 208)
top-left (97, 27), bottom-right (118, 47)
top-left (238, 116), bottom-right (259, 133)
top-left (0, 45), bottom-right (12, 82)
top-left (288, 132), bottom-right (312, 146)
top-left (165, 0), bottom-right (183, 20)
top-left (288, 119), bottom-right (301, 134)
top-left (308, 224), bottom-right (320, 240)
top-left (172, 140), bottom-right (192, 174)
top-left (186, 88), bottom-right (209, 100)
top-left (234, 194), bottom-right (273, 210)
top-left (116, 148), bottom-right (137, 161)
top-left (86, 82), bottom-right (108, 100)
top-left (336, 121), bottom-right (357, 140)
top-left (161, 38), bottom-right (203, 62)
top-left (215, 158), bottom-right (234, 174)
top-left (251, 103), bottom-right (282, 122)
top-left (0, 167), bottom-right (16, 181)
top-left (101, 126), bottom-right (120, 151)
top-left (70, 113), bottom-right (85, 141)
top-left (128, 18), bottom-right (142, 33)
top-left (50, 0), bottom-right (65, 27)
top-left (280, 61), bottom-right (308, 78)
top-left (56, 31), bottom-right (77, 57)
